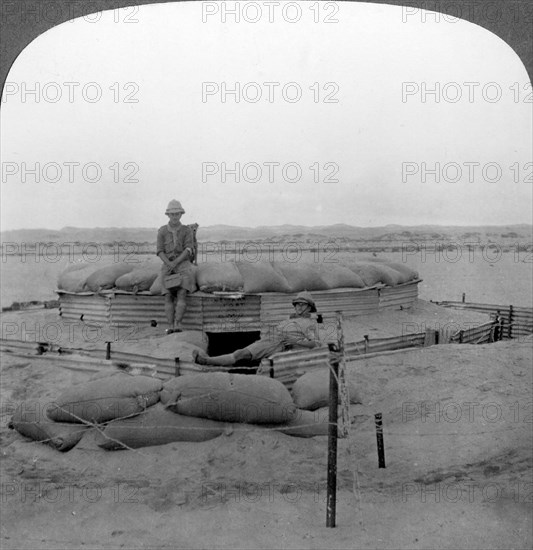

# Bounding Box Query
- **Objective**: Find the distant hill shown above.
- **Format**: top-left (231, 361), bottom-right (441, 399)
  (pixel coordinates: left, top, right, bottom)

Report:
top-left (1, 223), bottom-right (531, 245)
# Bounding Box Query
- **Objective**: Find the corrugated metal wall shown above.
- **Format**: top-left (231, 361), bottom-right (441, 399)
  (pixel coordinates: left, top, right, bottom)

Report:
top-left (379, 281), bottom-right (419, 310)
top-left (58, 292), bottom-right (110, 324)
top-left (260, 287), bottom-right (380, 326)
top-left (57, 282), bottom-right (420, 333)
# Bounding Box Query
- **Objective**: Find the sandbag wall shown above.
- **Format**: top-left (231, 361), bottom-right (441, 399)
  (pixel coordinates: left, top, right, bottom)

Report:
top-left (9, 371), bottom-right (336, 451)
top-left (57, 258), bottom-right (419, 296)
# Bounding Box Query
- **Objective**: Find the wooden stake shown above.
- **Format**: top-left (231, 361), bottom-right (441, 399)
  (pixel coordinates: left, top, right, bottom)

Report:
top-left (336, 312), bottom-right (350, 439)
top-left (375, 413), bottom-right (386, 468)
top-left (326, 343), bottom-right (339, 528)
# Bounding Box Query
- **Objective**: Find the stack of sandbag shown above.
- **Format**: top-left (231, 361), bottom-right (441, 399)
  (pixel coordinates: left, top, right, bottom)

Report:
top-left (272, 261), bottom-right (329, 292)
top-left (9, 399), bottom-right (90, 452)
top-left (160, 372), bottom-right (296, 424)
top-left (366, 259), bottom-right (419, 283)
top-left (345, 262), bottom-right (398, 286)
top-left (47, 372), bottom-right (162, 424)
top-left (291, 369), bottom-right (363, 410)
top-left (97, 372), bottom-right (330, 449)
top-left (85, 263), bottom-right (136, 292)
top-left (196, 262), bottom-right (244, 292)
top-left (315, 263), bottom-right (365, 289)
top-left (57, 262), bottom-right (99, 293)
top-left (95, 403), bottom-right (227, 449)
top-left (114, 260), bottom-right (160, 292)
top-left (235, 261), bottom-right (291, 293)
top-left (192, 258), bottom-right (418, 294)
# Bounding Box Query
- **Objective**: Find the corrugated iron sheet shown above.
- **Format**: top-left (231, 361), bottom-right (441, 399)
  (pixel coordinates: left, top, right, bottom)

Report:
top-left (57, 282), bottom-right (421, 334)
top-left (57, 291), bottom-right (110, 324)
top-left (434, 301), bottom-right (533, 339)
top-left (378, 281), bottom-right (419, 310)
top-left (260, 287), bottom-right (382, 327)
top-left (109, 293), bottom-right (203, 331)
top-left (200, 293), bottom-right (261, 332)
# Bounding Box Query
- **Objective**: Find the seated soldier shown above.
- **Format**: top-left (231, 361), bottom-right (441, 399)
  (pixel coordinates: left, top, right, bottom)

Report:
top-left (194, 291), bottom-right (322, 366)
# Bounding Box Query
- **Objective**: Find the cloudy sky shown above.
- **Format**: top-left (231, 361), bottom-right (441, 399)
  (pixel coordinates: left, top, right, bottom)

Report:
top-left (1, 1), bottom-right (531, 230)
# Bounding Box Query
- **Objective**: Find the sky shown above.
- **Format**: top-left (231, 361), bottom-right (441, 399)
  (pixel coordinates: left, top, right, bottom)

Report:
top-left (1, 1), bottom-right (532, 231)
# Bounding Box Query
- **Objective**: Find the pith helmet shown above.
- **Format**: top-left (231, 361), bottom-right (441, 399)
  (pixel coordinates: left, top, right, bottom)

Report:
top-left (165, 200), bottom-right (185, 214)
top-left (292, 291), bottom-right (317, 312)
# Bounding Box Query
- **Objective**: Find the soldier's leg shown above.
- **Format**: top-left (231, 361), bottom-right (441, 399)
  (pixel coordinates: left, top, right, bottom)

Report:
top-left (174, 288), bottom-right (188, 330)
top-left (195, 348), bottom-right (253, 366)
top-left (164, 291), bottom-right (176, 330)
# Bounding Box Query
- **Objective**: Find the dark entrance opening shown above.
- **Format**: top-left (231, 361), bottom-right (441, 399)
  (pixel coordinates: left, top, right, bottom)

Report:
top-left (206, 331), bottom-right (261, 356)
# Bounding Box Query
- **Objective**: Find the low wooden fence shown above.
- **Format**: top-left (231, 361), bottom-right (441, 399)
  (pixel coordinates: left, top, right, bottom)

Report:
top-left (434, 301), bottom-right (533, 340)
top-left (258, 301), bottom-right (532, 388)
top-left (2, 301), bottom-right (531, 388)
top-left (257, 332), bottom-right (428, 389)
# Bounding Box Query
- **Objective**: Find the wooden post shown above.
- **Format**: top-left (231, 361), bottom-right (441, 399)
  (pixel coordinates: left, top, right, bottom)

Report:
top-left (363, 335), bottom-right (369, 354)
top-left (105, 341), bottom-right (111, 360)
top-left (375, 413), bottom-right (386, 468)
top-left (174, 357), bottom-right (180, 377)
top-left (462, 292), bottom-right (466, 303)
top-left (269, 358), bottom-right (274, 378)
top-left (336, 312), bottom-right (349, 439)
top-left (326, 343), bottom-right (339, 528)
top-left (508, 305), bottom-right (514, 339)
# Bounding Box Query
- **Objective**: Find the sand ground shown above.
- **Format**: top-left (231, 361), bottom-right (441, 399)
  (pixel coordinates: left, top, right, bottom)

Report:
top-left (0, 303), bottom-right (531, 549)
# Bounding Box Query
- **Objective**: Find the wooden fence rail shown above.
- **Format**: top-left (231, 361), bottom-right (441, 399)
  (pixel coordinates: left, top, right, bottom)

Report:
top-left (433, 301), bottom-right (533, 340)
top-left (1, 301), bottom-right (531, 388)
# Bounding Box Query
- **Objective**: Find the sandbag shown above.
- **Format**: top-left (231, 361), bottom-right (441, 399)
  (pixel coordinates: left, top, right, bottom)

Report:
top-left (149, 273), bottom-right (164, 295)
top-left (160, 373), bottom-right (296, 424)
top-left (114, 261), bottom-right (160, 292)
top-left (167, 330), bottom-right (208, 351)
top-left (315, 264), bottom-right (365, 289)
top-left (272, 262), bottom-right (329, 292)
top-left (292, 369), bottom-right (363, 410)
top-left (345, 263), bottom-right (382, 286)
top-left (96, 404), bottom-right (225, 449)
top-left (85, 263), bottom-right (136, 292)
top-left (57, 263), bottom-right (96, 293)
top-left (347, 262), bottom-right (400, 286)
top-left (371, 263), bottom-right (402, 286)
top-left (47, 372), bottom-right (162, 424)
top-left (236, 261), bottom-right (291, 293)
top-left (271, 408), bottom-right (329, 437)
top-left (196, 262), bottom-right (244, 292)
top-left (10, 400), bottom-right (89, 452)
top-left (378, 261), bottom-right (418, 283)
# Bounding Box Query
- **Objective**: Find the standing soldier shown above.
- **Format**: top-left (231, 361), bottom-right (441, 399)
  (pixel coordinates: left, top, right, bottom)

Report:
top-left (157, 200), bottom-right (196, 333)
